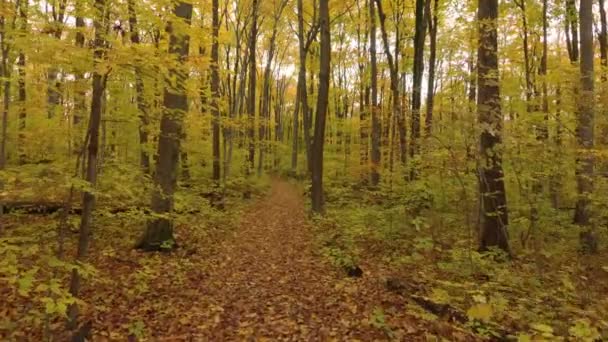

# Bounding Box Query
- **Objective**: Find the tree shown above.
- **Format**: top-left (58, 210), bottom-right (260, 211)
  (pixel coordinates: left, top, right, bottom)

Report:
top-left (411, 0), bottom-right (426, 166)
top-left (294, 0), bottom-right (318, 175)
top-left (67, 0), bottom-right (109, 326)
top-left (211, 0), bottom-right (221, 183)
top-left (246, 0), bottom-right (259, 175)
top-left (128, 0), bottom-right (151, 173)
top-left (477, 0), bottom-right (510, 254)
top-left (375, 0), bottom-right (406, 167)
top-left (137, 1), bottom-right (193, 251)
top-left (424, 0), bottom-right (439, 136)
top-left (574, 0), bottom-right (596, 253)
top-left (369, 0), bottom-right (380, 186)
top-left (311, 0), bottom-right (330, 213)
top-left (16, 0), bottom-right (26, 164)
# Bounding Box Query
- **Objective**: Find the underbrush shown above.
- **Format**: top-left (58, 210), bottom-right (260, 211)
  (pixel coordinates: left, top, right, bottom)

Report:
top-left (0, 172), bottom-right (270, 340)
top-left (312, 175), bottom-right (608, 340)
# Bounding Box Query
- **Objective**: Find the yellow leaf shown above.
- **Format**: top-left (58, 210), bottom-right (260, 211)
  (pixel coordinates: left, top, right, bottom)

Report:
top-left (467, 303), bottom-right (493, 322)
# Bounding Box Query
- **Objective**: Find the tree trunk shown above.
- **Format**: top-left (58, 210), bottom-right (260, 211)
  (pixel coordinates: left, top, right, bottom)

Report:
top-left (137, 1), bottom-right (193, 251)
top-left (411, 0), bottom-right (426, 166)
top-left (574, 0), bottom-right (596, 252)
top-left (72, 12), bottom-right (86, 156)
top-left (246, 0), bottom-right (259, 175)
top-left (375, 0), bottom-right (406, 167)
top-left (369, 0), bottom-right (380, 186)
top-left (66, 0), bottom-right (108, 326)
top-left (565, 0), bottom-right (579, 63)
top-left (477, 0), bottom-right (510, 255)
top-left (127, 0), bottom-right (151, 174)
top-left (424, 0), bottom-right (438, 136)
top-left (0, 12), bottom-right (11, 170)
top-left (599, 0), bottom-right (608, 147)
top-left (311, 0), bottom-right (330, 214)
top-left (211, 0), bottom-right (221, 183)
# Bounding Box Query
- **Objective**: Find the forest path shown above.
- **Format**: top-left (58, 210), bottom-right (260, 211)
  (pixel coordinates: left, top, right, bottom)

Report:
top-left (196, 179), bottom-right (422, 340)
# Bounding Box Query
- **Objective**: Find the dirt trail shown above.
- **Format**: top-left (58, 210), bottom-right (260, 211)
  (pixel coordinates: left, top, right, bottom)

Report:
top-left (193, 179), bottom-right (424, 341)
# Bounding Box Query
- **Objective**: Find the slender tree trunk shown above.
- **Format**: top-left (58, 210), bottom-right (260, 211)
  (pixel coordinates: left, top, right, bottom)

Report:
top-left (538, 0), bottom-right (549, 140)
top-left (574, 0), bottom-right (596, 252)
top-left (369, 0), bottom-right (380, 186)
top-left (15, 0), bottom-right (26, 164)
top-left (565, 0), bottom-right (579, 63)
top-left (66, 0), bottom-right (108, 326)
top-left (311, 0), bottom-right (330, 214)
top-left (128, 0), bottom-right (151, 174)
top-left (46, 1), bottom-right (66, 120)
top-left (72, 12), bottom-right (86, 157)
top-left (257, 2), bottom-right (286, 176)
top-left (137, 1), bottom-right (193, 251)
top-left (477, 0), bottom-right (510, 255)
top-left (0, 18), bottom-right (10, 169)
top-left (291, 73), bottom-right (301, 172)
top-left (375, 0), bottom-right (406, 167)
top-left (411, 0), bottom-right (426, 167)
top-left (424, 0), bottom-right (438, 136)
top-left (211, 0), bottom-right (221, 183)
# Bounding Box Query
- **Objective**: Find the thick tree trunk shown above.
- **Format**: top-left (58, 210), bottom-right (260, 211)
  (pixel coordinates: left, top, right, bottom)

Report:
top-left (599, 0), bottom-right (608, 147)
top-left (601, 0), bottom-right (608, 74)
top-left (574, 0), bottom-right (596, 252)
top-left (311, 0), bottom-right (330, 214)
top-left (477, 0), bottom-right (510, 255)
top-left (246, 0), bottom-right (259, 175)
top-left (137, 1), bottom-right (192, 251)
top-left (67, 0), bottom-right (108, 326)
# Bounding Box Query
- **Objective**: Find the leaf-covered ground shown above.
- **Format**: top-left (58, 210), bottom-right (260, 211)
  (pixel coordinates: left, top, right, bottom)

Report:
top-left (2, 179), bottom-right (474, 341)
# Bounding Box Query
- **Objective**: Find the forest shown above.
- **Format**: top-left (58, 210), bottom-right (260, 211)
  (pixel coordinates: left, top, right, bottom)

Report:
top-left (0, 0), bottom-right (607, 340)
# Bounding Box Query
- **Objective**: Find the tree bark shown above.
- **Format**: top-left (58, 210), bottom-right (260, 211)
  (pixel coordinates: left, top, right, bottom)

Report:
top-left (411, 0), bottom-right (426, 166)
top-left (369, 0), bottom-right (380, 186)
top-left (246, 0), bottom-right (259, 175)
top-left (211, 0), bottom-right (221, 183)
top-left (311, 0), bottom-right (330, 214)
top-left (477, 0), bottom-right (510, 255)
top-left (573, 0), bottom-right (596, 252)
top-left (137, 1), bottom-right (193, 251)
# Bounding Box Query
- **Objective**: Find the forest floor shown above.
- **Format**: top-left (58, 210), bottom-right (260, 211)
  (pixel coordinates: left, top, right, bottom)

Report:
top-left (120, 179), bottom-right (467, 341)
top-left (1, 178), bottom-right (476, 341)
